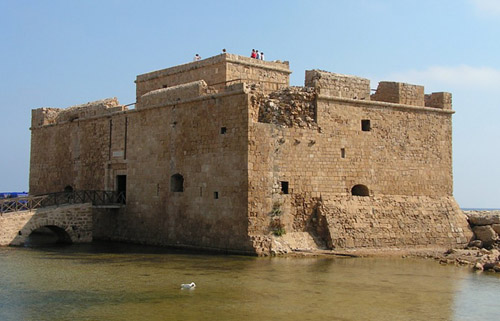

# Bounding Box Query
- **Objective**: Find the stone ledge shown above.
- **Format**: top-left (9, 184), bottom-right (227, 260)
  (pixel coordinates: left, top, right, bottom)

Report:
top-left (317, 94), bottom-right (455, 114)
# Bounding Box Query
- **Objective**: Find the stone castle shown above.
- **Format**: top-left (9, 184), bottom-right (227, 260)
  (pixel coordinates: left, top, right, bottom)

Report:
top-left (29, 53), bottom-right (472, 255)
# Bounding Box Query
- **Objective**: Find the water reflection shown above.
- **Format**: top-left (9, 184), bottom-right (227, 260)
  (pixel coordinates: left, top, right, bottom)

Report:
top-left (0, 242), bottom-right (499, 321)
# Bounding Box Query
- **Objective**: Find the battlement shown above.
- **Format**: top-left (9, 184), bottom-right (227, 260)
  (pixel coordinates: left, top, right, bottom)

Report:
top-left (305, 70), bottom-right (451, 110)
top-left (31, 98), bottom-right (126, 127)
top-left (370, 81), bottom-right (452, 109)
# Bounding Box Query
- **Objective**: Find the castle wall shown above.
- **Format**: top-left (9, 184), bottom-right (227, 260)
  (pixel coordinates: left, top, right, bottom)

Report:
top-left (305, 70), bottom-right (371, 100)
top-left (315, 98), bottom-right (454, 196)
top-left (30, 86), bottom-right (254, 253)
top-left (371, 81), bottom-right (425, 107)
top-left (30, 99), bottom-right (128, 195)
top-left (135, 53), bottom-right (290, 101)
top-left (320, 196), bottom-right (471, 249)
top-left (107, 86), bottom-right (253, 253)
top-left (29, 55), bottom-right (468, 255)
top-left (247, 87), bottom-right (468, 250)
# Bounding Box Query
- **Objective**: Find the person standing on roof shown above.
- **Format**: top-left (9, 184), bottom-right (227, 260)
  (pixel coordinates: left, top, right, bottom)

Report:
top-left (260, 52), bottom-right (265, 61)
top-left (193, 54), bottom-right (201, 61)
top-left (251, 49), bottom-right (256, 58)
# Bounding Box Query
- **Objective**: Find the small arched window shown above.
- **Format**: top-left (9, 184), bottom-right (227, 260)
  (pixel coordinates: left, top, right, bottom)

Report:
top-left (64, 185), bottom-right (74, 193)
top-left (170, 174), bottom-right (184, 192)
top-left (351, 184), bottom-right (369, 196)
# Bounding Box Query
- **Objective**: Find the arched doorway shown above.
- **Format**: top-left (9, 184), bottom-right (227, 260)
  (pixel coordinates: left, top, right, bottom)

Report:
top-left (351, 184), bottom-right (369, 196)
top-left (25, 225), bottom-right (73, 247)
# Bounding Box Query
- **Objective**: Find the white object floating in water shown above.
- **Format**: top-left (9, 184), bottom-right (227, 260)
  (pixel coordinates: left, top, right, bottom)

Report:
top-left (181, 282), bottom-right (196, 290)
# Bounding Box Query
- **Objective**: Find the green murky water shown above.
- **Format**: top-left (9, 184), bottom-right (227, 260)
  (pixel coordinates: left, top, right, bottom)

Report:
top-left (0, 242), bottom-right (499, 321)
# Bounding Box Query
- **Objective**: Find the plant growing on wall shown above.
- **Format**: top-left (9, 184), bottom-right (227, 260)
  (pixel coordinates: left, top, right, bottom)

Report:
top-left (269, 202), bottom-right (286, 236)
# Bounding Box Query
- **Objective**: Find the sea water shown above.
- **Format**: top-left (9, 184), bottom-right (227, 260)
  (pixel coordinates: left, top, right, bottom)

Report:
top-left (0, 242), bottom-right (499, 321)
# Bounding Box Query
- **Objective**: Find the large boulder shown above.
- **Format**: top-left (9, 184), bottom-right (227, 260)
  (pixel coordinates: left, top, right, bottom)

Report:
top-left (466, 211), bottom-right (500, 226)
top-left (473, 225), bottom-right (498, 246)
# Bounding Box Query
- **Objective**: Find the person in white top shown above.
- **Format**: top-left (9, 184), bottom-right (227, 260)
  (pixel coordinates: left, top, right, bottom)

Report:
top-left (260, 52), bottom-right (265, 61)
top-left (193, 54), bottom-right (201, 61)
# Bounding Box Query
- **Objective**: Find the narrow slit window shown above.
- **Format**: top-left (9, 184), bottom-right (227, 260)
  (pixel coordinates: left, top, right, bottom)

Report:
top-left (214, 191), bottom-right (219, 199)
top-left (361, 119), bottom-right (371, 131)
top-left (281, 181), bottom-right (289, 194)
top-left (341, 148), bottom-right (346, 158)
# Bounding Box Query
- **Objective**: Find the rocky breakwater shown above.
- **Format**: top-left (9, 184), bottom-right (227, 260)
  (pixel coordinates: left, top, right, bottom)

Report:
top-left (440, 210), bottom-right (500, 272)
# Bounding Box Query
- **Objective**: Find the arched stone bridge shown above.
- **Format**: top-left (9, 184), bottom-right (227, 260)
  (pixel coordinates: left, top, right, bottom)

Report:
top-left (0, 191), bottom-right (124, 246)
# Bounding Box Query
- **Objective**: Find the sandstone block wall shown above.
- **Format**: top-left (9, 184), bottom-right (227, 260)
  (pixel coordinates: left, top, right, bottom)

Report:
top-left (135, 53), bottom-right (291, 101)
top-left (225, 55), bottom-right (290, 92)
top-left (320, 196), bottom-right (471, 249)
top-left (371, 81), bottom-right (425, 106)
top-left (31, 98), bottom-right (125, 127)
top-left (247, 82), bottom-right (460, 250)
top-left (425, 92), bottom-right (452, 110)
top-left (106, 86), bottom-right (254, 253)
top-left (0, 203), bottom-right (93, 246)
top-left (137, 80), bottom-right (213, 110)
top-left (29, 54), bottom-right (464, 254)
top-left (305, 70), bottom-right (371, 100)
top-left (30, 104), bottom-right (128, 195)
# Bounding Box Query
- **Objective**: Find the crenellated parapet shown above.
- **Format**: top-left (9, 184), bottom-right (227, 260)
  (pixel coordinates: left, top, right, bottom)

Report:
top-left (370, 81), bottom-right (452, 109)
top-left (305, 70), bottom-right (452, 110)
top-left (425, 92), bottom-right (452, 110)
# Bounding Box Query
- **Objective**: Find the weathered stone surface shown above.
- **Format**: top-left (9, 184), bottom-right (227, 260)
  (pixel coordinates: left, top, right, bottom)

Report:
top-left (0, 203), bottom-right (93, 246)
top-left (465, 211), bottom-right (500, 225)
top-left (472, 226), bottom-right (498, 246)
top-left (492, 224), bottom-right (500, 235)
top-left (371, 82), bottom-right (424, 106)
top-left (468, 240), bottom-right (483, 248)
top-left (305, 70), bottom-right (371, 100)
top-left (28, 54), bottom-right (466, 255)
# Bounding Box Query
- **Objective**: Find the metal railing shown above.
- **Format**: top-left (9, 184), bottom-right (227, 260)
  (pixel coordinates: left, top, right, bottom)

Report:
top-left (0, 190), bottom-right (125, 214)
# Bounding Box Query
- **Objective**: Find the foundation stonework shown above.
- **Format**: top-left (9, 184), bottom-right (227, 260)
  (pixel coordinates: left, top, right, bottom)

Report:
top-left (29, 53), bottom-right (472, 255)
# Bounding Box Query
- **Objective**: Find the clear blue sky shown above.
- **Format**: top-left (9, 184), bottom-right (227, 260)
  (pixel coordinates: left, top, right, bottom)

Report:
top-left (1, 0), bottom-right (499, 208)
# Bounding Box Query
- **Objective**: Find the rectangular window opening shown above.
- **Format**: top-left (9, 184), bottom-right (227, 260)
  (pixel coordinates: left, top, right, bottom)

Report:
top-left (220, 127), bottom-right (227, 134)
top-left (116, 175), bottom-right (127, 204)
top-left (214, 191), bottom-right (219, 199)
top-left (361, 119), bottom-right (371, 131)
top-left (341, 148), bottom-right (346, 158)
top-left (281, 181), bottom-right (289, 194)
